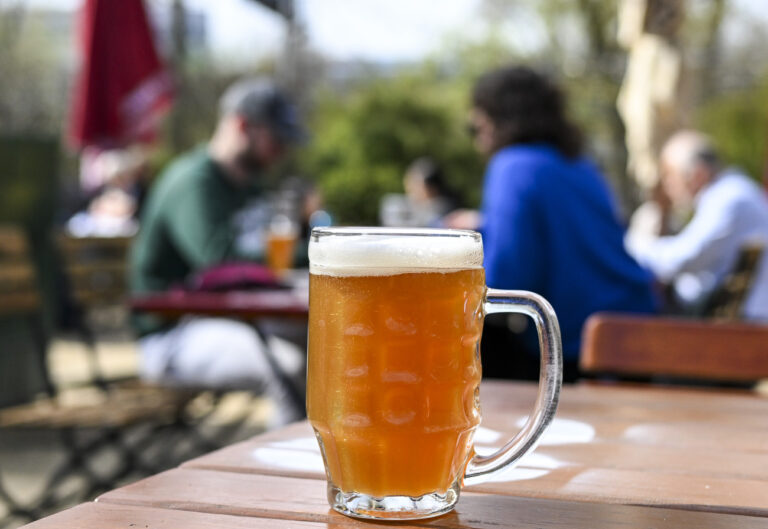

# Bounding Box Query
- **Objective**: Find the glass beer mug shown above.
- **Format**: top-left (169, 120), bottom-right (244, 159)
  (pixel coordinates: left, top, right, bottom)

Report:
top-left (307, 227), bottom-right (562, 520)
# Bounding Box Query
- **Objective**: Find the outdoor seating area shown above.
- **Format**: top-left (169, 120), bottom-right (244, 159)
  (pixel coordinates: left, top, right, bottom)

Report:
top-left (3, 1), bottom-right (768, 528)
top-left (0, 227), bottom-right (277, 525)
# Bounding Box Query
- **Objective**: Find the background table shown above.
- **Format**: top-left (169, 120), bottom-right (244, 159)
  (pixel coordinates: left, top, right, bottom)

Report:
top-left (24, 381), bottom-right (768, 528)
top-left (130, 288), bottom-right (309, 319)
top-left (131, 284), bottom-right (310, 411)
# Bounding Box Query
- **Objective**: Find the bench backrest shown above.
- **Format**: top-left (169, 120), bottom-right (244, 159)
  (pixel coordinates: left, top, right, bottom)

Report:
top-left (0, 225), bottom-right (40, 316)
top-left (580, 313), bottom-right (768, 382)
top-left (704, 243), bottom-right (765, 320)
top-left (57, 234), bottom-right (132, 307)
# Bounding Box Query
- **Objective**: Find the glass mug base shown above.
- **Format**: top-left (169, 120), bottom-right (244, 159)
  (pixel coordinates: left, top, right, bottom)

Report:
top-left (328, 479), bottom-right (460, 520)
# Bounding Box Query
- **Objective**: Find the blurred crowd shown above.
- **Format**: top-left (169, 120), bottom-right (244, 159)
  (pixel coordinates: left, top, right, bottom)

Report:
top-left (54, 65), bottom-right (768, 416)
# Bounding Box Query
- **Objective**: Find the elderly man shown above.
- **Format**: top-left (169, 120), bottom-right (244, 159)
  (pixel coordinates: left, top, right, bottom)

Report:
top-left (627, 130), bottom-right (768, 319)
top-left (131, 78), bottom-right (306, 426)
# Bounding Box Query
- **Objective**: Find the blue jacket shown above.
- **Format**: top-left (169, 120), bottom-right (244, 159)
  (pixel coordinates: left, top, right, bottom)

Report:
top-left (480, 145), bottom-right (657, 360)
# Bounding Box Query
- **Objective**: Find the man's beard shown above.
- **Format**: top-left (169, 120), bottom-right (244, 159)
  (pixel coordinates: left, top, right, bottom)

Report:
top-left (234, 148), bottom-right (263, 176)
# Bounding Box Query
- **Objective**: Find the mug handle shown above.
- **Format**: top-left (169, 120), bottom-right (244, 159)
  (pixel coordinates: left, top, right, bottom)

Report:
top-left (463, 289), bottom-right (563, 486)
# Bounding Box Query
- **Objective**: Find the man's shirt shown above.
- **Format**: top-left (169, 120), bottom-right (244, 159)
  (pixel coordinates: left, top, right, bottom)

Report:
top-left (627, 170), bottom-right (768, 320)
top-left (130, 148), bottom-right (267, 334)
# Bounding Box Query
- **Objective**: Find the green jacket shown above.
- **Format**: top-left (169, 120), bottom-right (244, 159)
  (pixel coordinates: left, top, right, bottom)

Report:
top-left (130, 148), bottom-right (265, 334)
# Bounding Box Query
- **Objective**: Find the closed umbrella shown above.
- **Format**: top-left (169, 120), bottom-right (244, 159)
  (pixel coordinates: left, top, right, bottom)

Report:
top-left (68, 0), bottom-right (173, 149)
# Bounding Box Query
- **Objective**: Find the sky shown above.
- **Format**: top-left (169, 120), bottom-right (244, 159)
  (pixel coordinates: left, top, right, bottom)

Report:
top-left (21, 0), bottom-right (768, 67)
top-left (23, 0), bottom-right (484, 63)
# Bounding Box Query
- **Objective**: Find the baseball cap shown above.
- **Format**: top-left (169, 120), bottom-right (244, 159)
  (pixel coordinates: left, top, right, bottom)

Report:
top-left (220, 78), bottom-right (307, 143)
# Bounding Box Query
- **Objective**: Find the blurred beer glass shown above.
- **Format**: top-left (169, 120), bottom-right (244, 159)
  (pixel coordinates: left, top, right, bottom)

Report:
top-left (266, 213), bottom-right (298, 275)
top-left (307, 227), bottom-right (562, 520)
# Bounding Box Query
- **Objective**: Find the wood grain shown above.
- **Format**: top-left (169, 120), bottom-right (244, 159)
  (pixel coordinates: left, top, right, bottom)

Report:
top-left (479, 380), bottom-right (768, 415)
top-left (180, 436), bottom-right (768, 517)
top-left (184, 382), bottom-right (768, 477)
top-left (184, 428), bottom-right (768, 481)
top-left (96, 469), bottom-right (768, 528)
top-left (25, 381), bottom-right (768, 529)
top-left (23, 503), bottom-right (331, 529)
top-left (175, 381), bottom-right (768, 517)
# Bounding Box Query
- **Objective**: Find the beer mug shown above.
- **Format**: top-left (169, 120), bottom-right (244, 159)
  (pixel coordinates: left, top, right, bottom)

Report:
top-left (307, 227), bottom-right (562, 520)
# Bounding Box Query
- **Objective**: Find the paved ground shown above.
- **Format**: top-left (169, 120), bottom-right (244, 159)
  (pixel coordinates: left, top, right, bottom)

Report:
top-left (0, 337), bottom-right (274, 529)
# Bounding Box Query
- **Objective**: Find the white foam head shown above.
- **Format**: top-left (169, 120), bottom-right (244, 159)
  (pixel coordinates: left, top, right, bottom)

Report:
top-left (309, 227), bottom-right (483, 276)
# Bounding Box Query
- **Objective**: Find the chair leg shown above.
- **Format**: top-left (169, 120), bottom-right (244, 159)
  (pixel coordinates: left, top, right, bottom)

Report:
top-left (28, 315), bottom-right (55, 398)
top-left (72, 317), bottom-right (111, 390)
top-left (252, 324), bottom-right (306, 417)
top-left (0, 471), bottom-right (36, 528)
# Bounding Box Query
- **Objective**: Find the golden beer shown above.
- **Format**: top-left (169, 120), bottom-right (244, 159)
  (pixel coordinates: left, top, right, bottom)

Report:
top-left (307, 232), bottom-right (485, 499)
top-left (266, 232), bottom-right (297, 273)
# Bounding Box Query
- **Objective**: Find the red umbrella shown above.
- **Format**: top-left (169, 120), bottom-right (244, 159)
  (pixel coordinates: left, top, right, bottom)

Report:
top-left (68, 0), bottom-right (174, 149)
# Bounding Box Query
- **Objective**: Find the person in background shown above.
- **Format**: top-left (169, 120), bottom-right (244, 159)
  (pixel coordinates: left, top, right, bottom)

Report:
top-left (380, 157), bottom-right (458, 227)
top-left (626, 130), bottom-right (768, 319)
top-left (130, 78), bottom-right (306, 426)
top-left (403, 157), bottom-right (459, 226)
top-left (67, 147), bottom-right (148, 237)
top-left (446, 65), bottom-right (657, 382)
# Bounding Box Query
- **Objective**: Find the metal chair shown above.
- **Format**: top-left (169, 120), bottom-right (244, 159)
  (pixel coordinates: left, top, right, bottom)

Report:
top-left (704, 242), bottom-right (765, 320)
top-left (55, 233), bottom-right (135, 388)
top-left (0, 225), bottom-right (198, 526)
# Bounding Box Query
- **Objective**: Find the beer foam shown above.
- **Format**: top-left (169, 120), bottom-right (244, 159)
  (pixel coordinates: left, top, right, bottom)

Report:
top-left (309, 228), bottom-right (483, 276)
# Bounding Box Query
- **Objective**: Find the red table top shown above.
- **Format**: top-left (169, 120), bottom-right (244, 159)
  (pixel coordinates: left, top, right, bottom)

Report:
top-left (130, 288), bottom-right (309, 319)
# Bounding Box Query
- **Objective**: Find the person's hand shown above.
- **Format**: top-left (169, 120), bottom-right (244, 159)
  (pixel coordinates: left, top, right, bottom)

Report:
top-left (442, 209), bottom-right (482, 230)
top-left (651, 182), bottom-right (675, 236)
top-left (89, 188), bottom-right (136, 218)
top-left (651, 181), bottom-right (672, 212)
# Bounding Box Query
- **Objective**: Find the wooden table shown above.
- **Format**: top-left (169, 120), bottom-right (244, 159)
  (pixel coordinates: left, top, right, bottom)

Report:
top-left (130, 280), bottom-right (311, 410)
top-left (131, 267), bottom-right (310, 319)
top-left (23, 381), bottom-right (768, 528)
top-left (130, 288), bottom-right (309, 319)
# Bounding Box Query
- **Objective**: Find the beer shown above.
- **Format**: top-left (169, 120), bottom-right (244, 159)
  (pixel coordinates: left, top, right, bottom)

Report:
top-left (266, 232), bottom-right (297, 273)
top-left (265, 214), bottom-right (298, 274)
top-left (307, 231), bottom-right (485, 498)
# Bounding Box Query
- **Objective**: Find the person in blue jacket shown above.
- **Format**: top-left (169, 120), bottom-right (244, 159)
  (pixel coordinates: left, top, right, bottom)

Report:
top-left (447, 65), bottom-right (658, 381)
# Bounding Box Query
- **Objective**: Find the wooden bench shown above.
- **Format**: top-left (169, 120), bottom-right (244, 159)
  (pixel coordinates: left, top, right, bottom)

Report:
top-left (580, 312), bottom-right (768, 383)
top-left (54, 233), bottom-right (135, 387)
top-left (57, 233), bottom-right (132, 309)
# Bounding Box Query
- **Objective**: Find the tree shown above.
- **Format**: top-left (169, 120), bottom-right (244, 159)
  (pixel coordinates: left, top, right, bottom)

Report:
top-left (460, 0), bottom-right (633, 208)
top-left (0, 3), bottom-right (67, 135)
top-left (301, 75), bottom-right (483, 225)
top-left (471, 0), bottom-right (767, 209)
top-left (696, 79), bottom-right (768, 183)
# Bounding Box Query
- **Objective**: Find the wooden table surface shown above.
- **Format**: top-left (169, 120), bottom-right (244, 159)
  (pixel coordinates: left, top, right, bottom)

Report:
top-left (24, 381), bottom-right (768, 528)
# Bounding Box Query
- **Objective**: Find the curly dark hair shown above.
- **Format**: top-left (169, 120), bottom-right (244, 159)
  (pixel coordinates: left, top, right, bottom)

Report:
top-left (472, 65), bottom-right (583, 158)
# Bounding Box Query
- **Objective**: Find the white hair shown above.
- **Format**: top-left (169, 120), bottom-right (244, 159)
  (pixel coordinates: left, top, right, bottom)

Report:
top-left (661, 130), bottom-right (719, 178)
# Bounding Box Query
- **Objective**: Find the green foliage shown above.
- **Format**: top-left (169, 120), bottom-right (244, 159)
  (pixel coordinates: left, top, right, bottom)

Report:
top-left (301, 76), bottom-right (484, 225)
top-left (695, 79), bottom-right (768, 182)
top-left (0, 8), bottom-right (65, 135)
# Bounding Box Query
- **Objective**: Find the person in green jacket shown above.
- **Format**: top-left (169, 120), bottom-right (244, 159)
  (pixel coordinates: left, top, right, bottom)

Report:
top-left (131, 78), bottom-right (306, 427)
